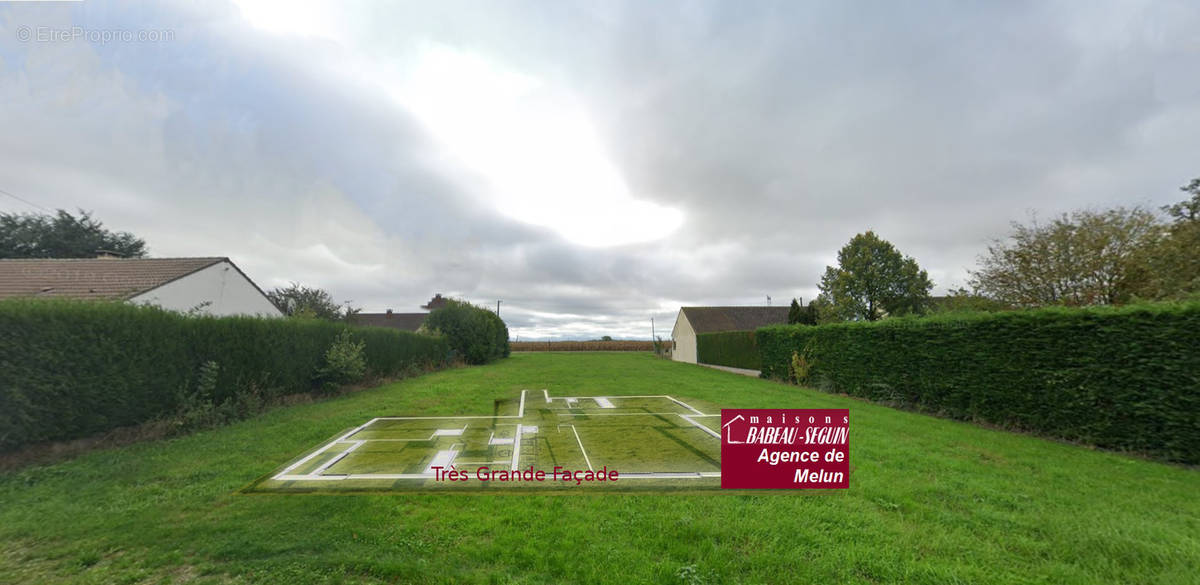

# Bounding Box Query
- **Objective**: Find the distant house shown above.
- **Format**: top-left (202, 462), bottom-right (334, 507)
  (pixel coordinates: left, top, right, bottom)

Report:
top-left (0, 256), bottom-right (283, 317)
top-left (671, 306), bottom-right (790, 364)
top-left (420, 293), bottom-right (449, 310)
top-left (352, 294), bottom-right (447, 333)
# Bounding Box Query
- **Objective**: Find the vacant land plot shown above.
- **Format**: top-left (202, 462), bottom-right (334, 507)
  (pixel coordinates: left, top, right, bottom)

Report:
top-left (253, 391), bottom-right (721, 492)
top-left (1, 353), bottom-right (1197, 584)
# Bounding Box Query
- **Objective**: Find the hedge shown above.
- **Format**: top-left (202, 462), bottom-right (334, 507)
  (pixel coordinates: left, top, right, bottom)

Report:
top-left (0, 299), bottom-right (450, 450)
top-left (423, 299), bottom-right (510, 364)
top-left (696, 331), bottom-right (761, 369)
top-left (757, 302), bottom-right (1200, 463)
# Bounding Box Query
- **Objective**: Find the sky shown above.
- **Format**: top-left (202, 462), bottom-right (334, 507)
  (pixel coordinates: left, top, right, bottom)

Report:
top-left (0, 1), bottom-right (1197, 340)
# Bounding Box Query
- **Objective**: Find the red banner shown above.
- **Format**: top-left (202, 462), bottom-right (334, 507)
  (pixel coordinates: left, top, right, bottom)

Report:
top-left (720, 409), bottom-right (849, 489)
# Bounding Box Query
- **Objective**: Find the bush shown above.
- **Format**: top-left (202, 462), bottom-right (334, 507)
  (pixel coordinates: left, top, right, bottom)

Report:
top-left (315, 330), bottom-right (367, 392)
top-left (422, 299), bottom-right (509, 365)
top-left (757, 302), bottom-right (1200, 463)
top-left (696, 331), bottom-right (761, 369)
top-left (173, 360), bottom-right (225, 432)
top-left (0, 299), bottom-right (450, 450)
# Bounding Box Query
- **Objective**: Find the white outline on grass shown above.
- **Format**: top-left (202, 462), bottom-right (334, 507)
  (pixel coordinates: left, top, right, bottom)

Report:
top-left (511, 424), bottom-right (524, 470)
top-left (680, 415), bottom-right (720, 439)
top-left (665, 395), bottom-right (705, 415)
top-left (570, 425), bottom-right (593, 471)
top-left (272, 418), bottom-right (379, 478)
top-left (310, 440), bottom-right (364, 476)
top-left (270, 392), bottom-right (721, 484)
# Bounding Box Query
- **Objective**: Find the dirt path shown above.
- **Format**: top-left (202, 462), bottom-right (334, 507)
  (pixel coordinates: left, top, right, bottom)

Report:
top-left (699, 363), bottom-right (761, 377)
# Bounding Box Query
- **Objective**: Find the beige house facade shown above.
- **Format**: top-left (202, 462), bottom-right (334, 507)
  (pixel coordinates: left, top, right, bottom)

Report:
top-left (670, 306), bottom-right (790, 364)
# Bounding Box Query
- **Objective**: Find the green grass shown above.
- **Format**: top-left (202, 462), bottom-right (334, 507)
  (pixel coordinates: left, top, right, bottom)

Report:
top-left (1, 353), bottom-right (1198, 584)
top-left (253, 391), bottom-right (722, 493)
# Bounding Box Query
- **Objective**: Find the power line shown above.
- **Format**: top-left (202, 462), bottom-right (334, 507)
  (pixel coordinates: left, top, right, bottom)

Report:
top-left (0, 187), bottom-right (52, 212)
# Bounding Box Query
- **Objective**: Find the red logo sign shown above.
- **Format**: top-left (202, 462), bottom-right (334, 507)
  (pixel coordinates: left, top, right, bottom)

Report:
top-left (721, 409), bottom-right (849, 489)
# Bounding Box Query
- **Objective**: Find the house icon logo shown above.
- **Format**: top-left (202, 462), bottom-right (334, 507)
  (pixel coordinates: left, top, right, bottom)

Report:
top-left (720, 408), bottom-right (850, 490)
top-left (722, 414), bottom-right (746, 444)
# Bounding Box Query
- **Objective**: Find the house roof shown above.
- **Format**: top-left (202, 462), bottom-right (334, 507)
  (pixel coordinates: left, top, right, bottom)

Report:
top-left (420, 294), bottom-right (449, 310)
top-left (352, 312), bottom-right (428, 332)
top-left (679, 306), bottom-right (790, 334)
top-left (0, 257), bottom-right (228, 301)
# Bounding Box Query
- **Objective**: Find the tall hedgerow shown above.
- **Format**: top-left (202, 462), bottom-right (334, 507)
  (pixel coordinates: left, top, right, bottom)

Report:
top-left (0, 298), bottom-right (449, 450)
top-left (696, 331), bottom-right (761, 370)
top-left (756, 301), bottom-right (1200, 463)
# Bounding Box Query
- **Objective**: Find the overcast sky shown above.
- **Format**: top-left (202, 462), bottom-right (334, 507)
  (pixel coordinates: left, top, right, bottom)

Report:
top-left (1, 1), bottom-right (1197, 339)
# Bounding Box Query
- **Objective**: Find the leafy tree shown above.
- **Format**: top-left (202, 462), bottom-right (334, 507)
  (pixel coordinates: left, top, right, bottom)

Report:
top-left (652, 335), bottom-right (667, 357)
top-left (267, 282), bottom-right (359, 321)
top-left (315, 330), bottom-right (367, 393)
top-left (1138, 178), bottom-right (1200, 299)
top-left (817, 231), bottom-right (933, 321)
top-left (1163, 177), bottom-right (1200, 222)
top-left (0, 208), bottom-right (147, 258)
top-left (801, 305), bottom-right (819, 325)
top-left (787, 297), bottom-right (818, 325)
top-left (423, 298), bottom-right (510, 364)
top-left (969, 207), bottom-right (1160, 307)
top-left (807, 296), bottom-right (838, 324)
top-left (930, 288), bottom-right (1012, 314)
top-left (600, 335), bottom-right (614, 342)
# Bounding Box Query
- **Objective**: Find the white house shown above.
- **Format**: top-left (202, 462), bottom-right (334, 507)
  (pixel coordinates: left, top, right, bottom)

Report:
top-left (0, 256), bottom-right (283, 318)
top-left (671, 306), bottom-right (790, 364)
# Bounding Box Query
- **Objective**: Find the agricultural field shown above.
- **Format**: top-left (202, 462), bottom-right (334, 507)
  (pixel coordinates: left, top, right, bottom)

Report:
top-left (2, 353), bottom-right (1198, 584)
top-left (510, 340), bottom-right (653, 351)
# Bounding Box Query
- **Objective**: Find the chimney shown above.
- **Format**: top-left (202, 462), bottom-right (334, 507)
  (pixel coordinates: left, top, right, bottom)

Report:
top-left (421, 293), bottom-right (447, 310)
top-left (386, 309), bottom-right (393, 318)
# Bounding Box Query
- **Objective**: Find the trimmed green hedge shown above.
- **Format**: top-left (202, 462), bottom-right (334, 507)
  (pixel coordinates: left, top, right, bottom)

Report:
top-left (697, 330), bottom-right (761, 370)
top-left (0, 299), bottom-right (450, 450)
top-left (757, 302), bottom-right (1200, 463)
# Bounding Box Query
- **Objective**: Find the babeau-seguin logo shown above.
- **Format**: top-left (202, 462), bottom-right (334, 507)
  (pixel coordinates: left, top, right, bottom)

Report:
top-left (720, 409), bottom-right (849, 489)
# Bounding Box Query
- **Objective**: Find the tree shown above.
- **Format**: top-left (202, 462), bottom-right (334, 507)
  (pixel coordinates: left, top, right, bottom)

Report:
top-left (788, 297), bottom-right (818, 325)
top-left (600, 335), bottom-right (614, 342)
top-left (817, 231), bottom-right (933, 321)
top-left (931, 288), bottom-right (1011, 313)
top-left (969, 207), bottom-right (1161, 307)
top-left (807, 296), bottom-right (838, 324)
top-left (1138, 178), bottom-right (1200, 299)
top-left (267, 282), bottom-right (359, 321)
top-left (0, 208), bottom-right (147, 258)
top-left (1163, 177), bottom-right (1200, 223)
top-left (423, 298), bottom-right (510, 364)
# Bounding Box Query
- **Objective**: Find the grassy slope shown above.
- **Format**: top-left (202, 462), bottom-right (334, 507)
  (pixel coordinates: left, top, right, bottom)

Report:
top-left (0, 353), bottom-right (1196, 584)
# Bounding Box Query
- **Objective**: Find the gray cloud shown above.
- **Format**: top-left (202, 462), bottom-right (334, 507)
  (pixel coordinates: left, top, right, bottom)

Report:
top-left (1, 0), bottom-right (1197, 340)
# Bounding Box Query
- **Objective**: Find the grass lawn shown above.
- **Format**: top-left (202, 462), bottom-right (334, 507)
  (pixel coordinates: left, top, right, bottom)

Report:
top-left (252, 389), bottom-right (724, 493)
top-left (1, 353), bottom-right (1197, 584)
